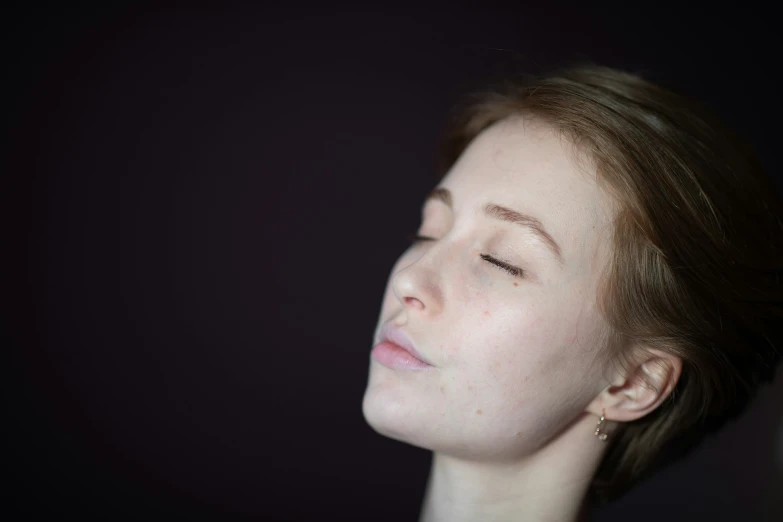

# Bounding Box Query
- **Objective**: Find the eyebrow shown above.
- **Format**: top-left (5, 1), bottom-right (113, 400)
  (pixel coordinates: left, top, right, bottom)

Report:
top-left (425, 186), bottom-right (564, 265)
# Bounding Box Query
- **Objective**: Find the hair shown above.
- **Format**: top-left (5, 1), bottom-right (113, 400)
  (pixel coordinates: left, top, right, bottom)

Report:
top-left (435, 63), bottom-right (783, 505)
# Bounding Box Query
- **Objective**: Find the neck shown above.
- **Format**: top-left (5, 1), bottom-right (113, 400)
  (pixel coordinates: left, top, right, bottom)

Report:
top-left (418, 413), bottom-right (608, 522)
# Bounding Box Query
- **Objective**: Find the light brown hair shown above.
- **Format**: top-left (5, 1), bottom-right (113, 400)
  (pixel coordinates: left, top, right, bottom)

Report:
top-left (436, 63), bottom-right (783, 505)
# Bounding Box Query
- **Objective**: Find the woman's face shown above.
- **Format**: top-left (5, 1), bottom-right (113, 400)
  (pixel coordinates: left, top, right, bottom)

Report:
top-left (362, 117), bottom-right (619, 462)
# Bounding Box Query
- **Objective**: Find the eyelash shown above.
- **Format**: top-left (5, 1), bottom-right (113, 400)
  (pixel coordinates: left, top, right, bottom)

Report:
top-left (405, 234), bottom-right (524, 278)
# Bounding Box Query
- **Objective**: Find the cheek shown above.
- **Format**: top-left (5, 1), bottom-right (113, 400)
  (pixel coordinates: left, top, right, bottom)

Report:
top-left (452, 313), bottom-right (596, 449)
top-left (464, 304), bottom-right (589, 406)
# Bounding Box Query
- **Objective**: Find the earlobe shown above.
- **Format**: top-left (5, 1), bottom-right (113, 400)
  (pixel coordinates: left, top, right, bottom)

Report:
top-left (595, 349), bottom-right (683, 423)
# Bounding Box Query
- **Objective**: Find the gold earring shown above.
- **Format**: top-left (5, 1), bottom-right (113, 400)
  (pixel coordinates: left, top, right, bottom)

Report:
top-left (594, 408), bottom-right (609, 442)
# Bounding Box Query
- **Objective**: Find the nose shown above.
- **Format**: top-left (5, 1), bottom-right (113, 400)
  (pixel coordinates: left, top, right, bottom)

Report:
top-left (403, 296), bottom-right (425, 310)
top-left (390, 249), bottom-right (444, 316)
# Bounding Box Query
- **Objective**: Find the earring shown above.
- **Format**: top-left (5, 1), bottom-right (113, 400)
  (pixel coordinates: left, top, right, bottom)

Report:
top-left (594, 408), bottom-right (609, 442)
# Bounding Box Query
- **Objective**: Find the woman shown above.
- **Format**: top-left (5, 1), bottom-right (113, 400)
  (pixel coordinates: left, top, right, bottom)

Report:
top-left (361, 64), bottom-right (783, 521)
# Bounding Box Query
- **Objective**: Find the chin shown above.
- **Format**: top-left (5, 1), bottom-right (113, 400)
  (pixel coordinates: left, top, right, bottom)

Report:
top-left (361, 380), bottom-right (429, 448)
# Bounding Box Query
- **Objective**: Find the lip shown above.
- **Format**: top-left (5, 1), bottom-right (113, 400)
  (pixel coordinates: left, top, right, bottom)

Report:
top-left (376, 323), bottom-right (435, 366)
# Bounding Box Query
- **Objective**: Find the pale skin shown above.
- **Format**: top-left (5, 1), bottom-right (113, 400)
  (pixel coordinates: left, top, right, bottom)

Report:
top-left (361, 116), bottom-right (683, 522)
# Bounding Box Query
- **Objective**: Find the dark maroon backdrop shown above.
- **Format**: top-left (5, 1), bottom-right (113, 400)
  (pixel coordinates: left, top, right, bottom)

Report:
top-left (7, 5), bottom-right (782, 521)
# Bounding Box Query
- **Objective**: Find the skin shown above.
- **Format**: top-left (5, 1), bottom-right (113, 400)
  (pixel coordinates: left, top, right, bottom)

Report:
top-left (361, 116), bottom-right (681, 522)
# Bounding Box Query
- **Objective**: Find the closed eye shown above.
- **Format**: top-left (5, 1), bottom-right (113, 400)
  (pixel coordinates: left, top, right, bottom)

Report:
top-left (405, 233), bottom-right (525, 278)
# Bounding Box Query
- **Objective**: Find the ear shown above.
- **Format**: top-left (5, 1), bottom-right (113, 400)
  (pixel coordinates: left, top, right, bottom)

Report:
top-left (589, 347), bottom-right (683, 423)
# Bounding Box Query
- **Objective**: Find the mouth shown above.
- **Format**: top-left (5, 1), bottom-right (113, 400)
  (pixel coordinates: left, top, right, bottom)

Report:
top-left (374, 323), bottom-right (435, 367)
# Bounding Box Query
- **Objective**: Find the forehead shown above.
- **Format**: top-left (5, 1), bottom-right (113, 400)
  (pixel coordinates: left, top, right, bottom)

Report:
top-left (441, 117), bottom-right (617, 272)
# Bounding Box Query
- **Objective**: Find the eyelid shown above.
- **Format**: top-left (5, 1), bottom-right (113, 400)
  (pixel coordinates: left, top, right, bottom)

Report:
top-left (405, 234), bottom-right (525, 278)
top-left (479, 253), bottom-right (523, 277)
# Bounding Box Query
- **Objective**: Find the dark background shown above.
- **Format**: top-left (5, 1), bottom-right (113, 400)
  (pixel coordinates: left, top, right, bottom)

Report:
top-left (6, 5), bottom-right (782, 521)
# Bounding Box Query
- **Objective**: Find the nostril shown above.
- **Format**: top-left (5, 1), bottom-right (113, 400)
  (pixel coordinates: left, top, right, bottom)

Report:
top-left (404, 296), bottom-right (425, 309)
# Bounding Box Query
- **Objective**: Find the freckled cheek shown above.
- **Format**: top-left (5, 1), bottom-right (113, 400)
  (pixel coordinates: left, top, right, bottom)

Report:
top-left (484, 317), bottom-right (563, 379)
top-left (516, 325), bottom-right (585, 386)
top-left (452, 362), bottom-right (534, 421)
